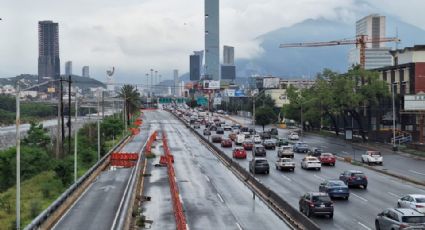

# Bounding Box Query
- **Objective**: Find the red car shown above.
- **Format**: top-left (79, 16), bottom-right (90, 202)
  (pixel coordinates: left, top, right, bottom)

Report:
top-left (221, 138), bottom-right (233, 148)
top-left (319, 153), bottom-right (336, 166)
top-left (232, 147), bottom-right (247, 159)
top-left (243, 140), bottom-right (254, 150)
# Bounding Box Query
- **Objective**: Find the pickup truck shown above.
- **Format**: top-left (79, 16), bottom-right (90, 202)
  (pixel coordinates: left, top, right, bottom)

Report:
top-left (361, 151), bottom-right (383, 165)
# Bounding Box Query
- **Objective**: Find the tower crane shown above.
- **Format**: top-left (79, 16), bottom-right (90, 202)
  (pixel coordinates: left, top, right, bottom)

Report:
top-left (279, 35), bottom-right (400, 69)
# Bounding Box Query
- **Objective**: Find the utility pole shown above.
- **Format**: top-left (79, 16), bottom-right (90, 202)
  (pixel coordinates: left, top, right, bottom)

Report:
top-left (68, 76), bottom-right (72, 156)
top-left (61, 79), bottom-right (65, 154)
top-left (150, 69), bottom-right (154, 98)
top-left (74, 93), bottom-right (78, 183)
top-left (15, 85), bottom-right (20, 230)
top-left (392, 83), bottom-right (398, 151)
top-left (97, 90), bottom-right (101, 161)
top-left (102, 91), bottom-right (105, 119)
top-left (56, 80), bottom-right (61, 158)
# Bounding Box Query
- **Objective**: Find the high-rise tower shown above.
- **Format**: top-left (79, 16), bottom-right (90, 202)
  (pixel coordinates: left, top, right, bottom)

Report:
top-left (38, 21), bottom-right (60, 83)
top-left (204, 0), bottom-right (220, 81)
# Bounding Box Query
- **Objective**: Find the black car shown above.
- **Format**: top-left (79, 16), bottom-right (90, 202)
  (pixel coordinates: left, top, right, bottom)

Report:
top-left (309, 148), bottom-right (323, 157)
top-left (248, 128), bottom-right (256, 134)
top-left (299, 192), bottom-right (334, 218)
top-left (339, 170), bottom-right (368, 189)
top-left (263, 139), bottom-right (276, 150)
top-left (260, 132), bottom-right (272, 140)
top-left (249, 158), bottom-right (270, 174)
top-left (211, 135), bottom-right (222, 143)
top-left (209, 125), bottom-right (218, 131)
top-left (216, 127), bottom-right (224, 134)
top-left (269, 128), bottom-right (278, 136)
top-left (203, 129), bottom-right (211, 136)
top-left (253, 145), bottom-right (267, 157)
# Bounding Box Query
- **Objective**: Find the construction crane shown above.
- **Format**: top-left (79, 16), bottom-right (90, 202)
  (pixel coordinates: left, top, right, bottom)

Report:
top-left (279, 35), bottom-right (400, 69)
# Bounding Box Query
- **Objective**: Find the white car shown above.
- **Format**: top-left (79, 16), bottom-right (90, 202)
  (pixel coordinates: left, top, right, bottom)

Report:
top-left (275, 158), bottom-right (295, 171)
top-left (301, 156), bottom-right (321, 170)
top-left (397, 194), bottom-right (425, 213)
top-left (253, 135), bottom-right (262, 144)
top-left (288, 132), bottom-right (299, 140)
top-left (361, 151), bottom-right (383, 165)
top-left (236, 134), bottom-right (245, 145)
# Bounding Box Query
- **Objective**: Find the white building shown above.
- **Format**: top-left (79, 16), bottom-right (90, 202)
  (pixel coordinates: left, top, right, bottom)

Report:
top-left (82, 66), bottom-right (90, 78)
top-left (391, 45), bottom-right (425, 65)
top-left (65, 61), bottom-right (72, 75)
top-left (1, 85), bottom-right (16, 95)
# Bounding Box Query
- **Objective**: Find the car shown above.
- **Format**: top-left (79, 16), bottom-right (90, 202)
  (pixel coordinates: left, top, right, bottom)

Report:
top-left (193, 122), bottom-right (200, 129)
top-left (232, 147), bottom-right (247, 159)
top-left (299, 192), bottom-right (334, 218)
top-left (339, 170), bottom-right (368, 189)
top-left (397, 194), bottom-right (425, 213)
top-left (242, 140), bottom-right (254, 150)
top-left (211, 135), bottom-right (222, 143)
top-left (236, 134), bottom-right (245, 145)
top-left (228, 132), bottom-right (237, 141)
top-left (269, 128), bottom-right (279, 136)
top-left (240, 127), bottom-right (249, 133)
top-left (223, 125), bottom-right (232, 131)
top-left (221, 138), bottom-right (232, 148)
top-left (319, 153), bottom-right (336, 166)
top-left (263, 139), bottom-right (276, 150)
top-left (203, 129), bottom-right (211, 136)
top-left (253, 145), bottom-right (267, 157)
top-left (248, 128), bottom-right (256, 135)
top-left (277, 146), bottom-right (294, 158)
top-left (275, 158), bottom-right (295, 171)
top-left (301, 156), bottom-right (321, 170)
top-left (319, 180), bottom-right (349, 200)
top-left (288, 132), bottom-right (299, 140)
top-left (253, 135), bottom-right (262, 144)
top-left (216, 127), bottom-right (224, 134)
top-left (375, 208), bottom-right (425, 230)
top-left (276, 137), bottom-right (290, 147)
top-left (361, 150), bottom-right (383, 165)
top-left (209, 125), bottom-right (218, 131)
top-left (249, 158), bottom-right (270, 174)
top-left (309, 147), bottom-right (323, 157)
top-left (293, 142), bottom-right (309, 153)
top-left (260, 132), bottom-right (272, 139)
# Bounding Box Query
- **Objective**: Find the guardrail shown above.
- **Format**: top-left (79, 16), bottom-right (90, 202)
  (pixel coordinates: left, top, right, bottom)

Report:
top-left (169, 110), bottom-right (320, 230)
top-left (25, 135), bottom-right (130, 230)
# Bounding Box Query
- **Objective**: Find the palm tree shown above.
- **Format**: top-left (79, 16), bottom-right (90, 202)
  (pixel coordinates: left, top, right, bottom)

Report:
top-left (118, 85), bottom-right (140, 125)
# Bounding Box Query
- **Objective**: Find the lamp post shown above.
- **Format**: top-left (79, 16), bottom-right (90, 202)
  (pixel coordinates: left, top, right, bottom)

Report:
top-left (391, 82), bottom-right (398, 151)
top-left (74, 93), bottom-right (78, 183)
top-left (145, 73), bottom-right (149, 97)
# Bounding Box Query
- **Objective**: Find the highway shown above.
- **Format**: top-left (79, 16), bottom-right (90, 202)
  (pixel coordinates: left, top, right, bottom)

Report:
top-left (51, 115), bottom-right (150, 230)
top-left (183, 113), bottom-right (425, 230)
top-left (142, 110), bottom-right (292, 230)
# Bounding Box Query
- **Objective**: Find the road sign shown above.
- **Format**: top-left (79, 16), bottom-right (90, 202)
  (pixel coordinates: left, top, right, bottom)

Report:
top-left (203, 80), bottom-right (220, 89)
top-left (196, 97), bottom-right (208, 106)
top-left (213, 97), bottom-right (222, 105)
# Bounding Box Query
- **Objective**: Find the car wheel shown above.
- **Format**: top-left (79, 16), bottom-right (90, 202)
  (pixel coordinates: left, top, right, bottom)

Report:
top-left (375, 220), bottom-right (380, 230)
top-left (361, 158), bottom-right (364, 163)
top-left (363, 185), bottom-right (367, 190)
top-left (299, 205), bottom-right (303, 213)
top-left (318, 168), bottom-right (321, 171)
top-left (266, 170), bottom-right (269, 174)
top-left (345, 196), bottom-right (349, 200)
top-left (276, 166), bottom-right (279, 170)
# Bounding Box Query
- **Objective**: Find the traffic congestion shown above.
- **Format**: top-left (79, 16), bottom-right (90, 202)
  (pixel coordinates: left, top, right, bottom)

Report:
top-left (166, 104), bottom-right (425, 230)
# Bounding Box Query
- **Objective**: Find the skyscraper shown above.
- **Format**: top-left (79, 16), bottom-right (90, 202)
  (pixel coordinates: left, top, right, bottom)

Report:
top-left (65, 61), bottom-right (72, 75)
top-left (190, 54), bottom-right (201, 81)
top-left (349, 14), bottom-right (393, 69)
top-left (173, 69), bottom-right (179, 96)
top-left (38, 21), bottom-right (60, 83)
top-left (223, 45), bottom-right (234, 65)
top-left (205, 0), bottom-right (220, 81)
top-left (82, 66), bottom-right (90, 78)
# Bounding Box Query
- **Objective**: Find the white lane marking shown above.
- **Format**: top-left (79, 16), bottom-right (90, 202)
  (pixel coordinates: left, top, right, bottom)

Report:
top-left (281, 174), bottom-right (292, 182)
top-left (204, 175), bottom-right (210, 182)
top-left (388, 192), bottom-right (400, 198)
top-left (409, 170), bottom-right (425, 176)
top-left (217, 193), bottom-right (224, 203)
top-left (358, 222), bottom-right (372, 230)
top-left (352, 193), bottom-right (368, 202)
top-left (313, 174), bottom-right (325, 181)
top-left (236, 222), bottom-right (243, 230)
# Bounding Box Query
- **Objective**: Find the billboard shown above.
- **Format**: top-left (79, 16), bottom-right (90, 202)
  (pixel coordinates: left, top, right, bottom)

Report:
top-left (263, 77), bottom-right (280, 89)
top-left (203, 80), bottom-right (220, 89)
top-left (225, 89), bottom-right (235, 97)
top-left (404, 94), bottom-right (425, 111)
top-left (235, 90), bottom-right (245, 97)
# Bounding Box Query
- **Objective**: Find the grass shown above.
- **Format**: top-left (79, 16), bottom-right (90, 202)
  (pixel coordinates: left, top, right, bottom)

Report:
top-left (398, 146), bottom-right (425, 158)
top-left (0, 171), bottom-right (65, 230)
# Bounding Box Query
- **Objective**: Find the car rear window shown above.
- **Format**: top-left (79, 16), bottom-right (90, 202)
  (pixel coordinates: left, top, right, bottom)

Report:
top-left (402, 216), bottom-right (425, 223)
top-left (312, 196), bottom-right (331, 202)
top-left (322, 153), bottom-right (332, 156)
top-left (415, 198), bottom-right (425, 203)
top-left (256, 160), bottom-right (268, 165)
top-left (370, 151), bottom-right (381, 156)
top-left (351, 172), bottom-right (365, 177)
top-left (299, 144), bottom-right (308, 148)
top-left (329, 181), bottom-right (345, 186)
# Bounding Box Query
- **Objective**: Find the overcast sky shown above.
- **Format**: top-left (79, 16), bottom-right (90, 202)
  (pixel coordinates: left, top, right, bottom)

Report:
top-left (0, 0), bottom-right (424, 83)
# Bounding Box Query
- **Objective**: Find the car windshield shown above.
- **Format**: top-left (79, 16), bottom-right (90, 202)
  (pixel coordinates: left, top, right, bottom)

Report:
top-left (312, 196), bottom-right (331, 202)
top-left (370, 151), bottom-right (381, 156)
top-left (402, 216), bottom-right (425, 223)
top-left (299, 144), bottom-right (308, 147)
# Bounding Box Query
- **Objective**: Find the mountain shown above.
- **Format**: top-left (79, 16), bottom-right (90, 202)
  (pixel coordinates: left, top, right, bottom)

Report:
top-left (235, 17), bottom-right (425, 78)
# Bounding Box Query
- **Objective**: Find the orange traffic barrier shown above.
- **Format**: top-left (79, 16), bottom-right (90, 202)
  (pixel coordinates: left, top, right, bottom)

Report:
top-left (145, 131), bottom-right (158, 154)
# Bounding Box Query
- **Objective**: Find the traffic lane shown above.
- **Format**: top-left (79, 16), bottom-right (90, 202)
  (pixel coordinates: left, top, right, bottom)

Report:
top-left (164, 112), bottom-right (291, 230)
top-left (52, 168), bottom-right (133, 230)
top-left (200, 126), bottom-right (425, 230)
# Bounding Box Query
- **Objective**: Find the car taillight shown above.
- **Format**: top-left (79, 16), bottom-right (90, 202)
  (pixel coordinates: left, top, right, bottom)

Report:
top-left (308, 201), bottom-right (314, 207)
top-left (416, 204), bottom-right (424, 208)
top-left (399, 223), bottom-right (409, 229)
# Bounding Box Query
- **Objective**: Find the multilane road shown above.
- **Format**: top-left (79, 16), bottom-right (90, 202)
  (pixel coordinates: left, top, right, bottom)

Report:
top-left (189, 114), bottom-right (425, 230)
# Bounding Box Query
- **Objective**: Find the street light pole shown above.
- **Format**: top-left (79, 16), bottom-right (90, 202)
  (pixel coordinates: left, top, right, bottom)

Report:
top-left (15, 85), bottom-right (21, 230)
top-left (97, 91), bottom-right (101, 161)
top-left (392, 83), bottom-right (398, 151)
top-left (74, 93), bottom-right (78, 183)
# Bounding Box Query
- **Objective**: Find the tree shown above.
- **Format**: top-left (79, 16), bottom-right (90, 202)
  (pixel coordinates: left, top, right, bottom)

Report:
top-left (101, 116), bottom-right (124, 139)
top-left (255, 106), bottom-right (277, 131)
top-left (23, 122), bottom-right (51, 149)
top-left (118, 85), bottom-right (140, 125)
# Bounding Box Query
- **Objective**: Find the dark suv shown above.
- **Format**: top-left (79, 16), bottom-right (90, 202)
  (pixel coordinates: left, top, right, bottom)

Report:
top-left (249, 158), bottom-right (270, 174)
top-left (339, 170), bottom-right (368, 189)
top-left (299, 192), bottom-right (334, 218)
top-left (253, 145), bottom-right (266, 157)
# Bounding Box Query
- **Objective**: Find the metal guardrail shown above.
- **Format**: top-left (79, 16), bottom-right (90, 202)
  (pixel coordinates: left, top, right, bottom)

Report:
top-left (24, 135), bottom-right (130, 230)
top-left (169, 111), bottom-right (320, 230)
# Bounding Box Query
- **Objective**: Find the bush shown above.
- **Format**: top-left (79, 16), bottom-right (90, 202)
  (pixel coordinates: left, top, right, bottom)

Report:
top-left (29, 200), bottom-right (41, 218)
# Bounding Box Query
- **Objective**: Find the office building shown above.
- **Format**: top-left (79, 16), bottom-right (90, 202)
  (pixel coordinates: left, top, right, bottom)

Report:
top-left (38, 21), bottom-right (60, 84)
top-left (223, 46), bottom-right (234, 65)
top-left (194, 50), bottom-right (204, 74)
top-left (65, 61), bottom-right (72, 75)
top-left (349, 14), bottom-right (393, 69)
top-left (82, 66), bottom-right (90, 78)
top-left (205, 0), bottom-right (220, 81)
top-left (221, 65), bottom-right (235, 80)
top-left (173, 69), bottom-right (179, 96)
top-left (190, 54), bottom-right (201, 81)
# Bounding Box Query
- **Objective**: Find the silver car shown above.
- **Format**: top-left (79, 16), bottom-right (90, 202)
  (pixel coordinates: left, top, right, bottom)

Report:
top-left (375, 208), bottom-right (425, 229)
